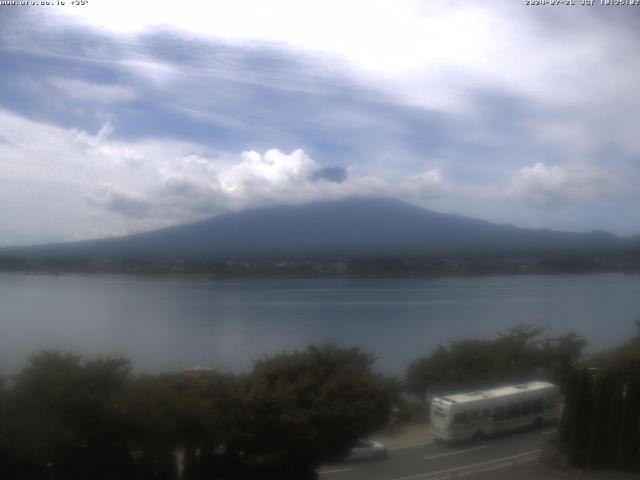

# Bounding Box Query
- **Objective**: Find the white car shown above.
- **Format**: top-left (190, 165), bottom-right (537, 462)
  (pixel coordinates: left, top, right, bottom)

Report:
top-left (346, 439), bottom-right (387, 461)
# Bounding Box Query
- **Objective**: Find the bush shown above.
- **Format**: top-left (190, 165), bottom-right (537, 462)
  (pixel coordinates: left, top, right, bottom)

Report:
top-left (406, 324), bottom-right (585, 397)
top-left (232, 346), bottom-right (392, 478)
top-left (0, 346), bottom-right (393, 480)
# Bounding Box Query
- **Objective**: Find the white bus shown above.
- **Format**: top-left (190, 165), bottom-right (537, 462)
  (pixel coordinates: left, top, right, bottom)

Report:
top-left (430, 381), bottom-right (560, 443)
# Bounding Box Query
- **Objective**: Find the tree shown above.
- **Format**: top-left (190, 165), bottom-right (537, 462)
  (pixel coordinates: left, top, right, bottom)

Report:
top-left (556, 322), bottom-right (640, 473)
top-left (6, 352), bottom-right (133, 480)
top-left (588, 320), bottom-right (640, 375)
top-left (406, 325), bottom-right (586, 397)
top-left (116, 375), bottom-right (182, 480)
top-left (540, 332), bottom-right (587, 386)
top-left (231, 346), bottom-right (392, 479)
top-left (0, 374), bottom-right (12, 474)
top-left (2, 346), bottom-right (394, 480)
top-left (406, 340), bottom-right (502, 397)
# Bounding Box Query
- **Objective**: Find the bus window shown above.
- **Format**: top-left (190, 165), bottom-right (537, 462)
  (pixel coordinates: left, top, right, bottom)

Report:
top-left (532, 398), bottom-right (543, 414)
top-left (469, 411), bottom-right (478, 421)
top-left (482, 409), bottom-right (491, 418)
top-left (521, 400), bottom-right (532, 416)
top-left (453, 412), bottom-right (468, 425)
top-left (506, 402), bottom-right (520, 419)
top-left (493, 406), bottom-right (506, 421)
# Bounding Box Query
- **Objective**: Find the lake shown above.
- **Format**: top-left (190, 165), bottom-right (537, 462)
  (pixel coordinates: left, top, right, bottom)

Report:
top-left (0, 273), bottom-right (639, 376)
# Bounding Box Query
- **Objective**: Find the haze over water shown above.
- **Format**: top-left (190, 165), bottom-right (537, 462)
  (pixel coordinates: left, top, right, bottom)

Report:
top-left (1, 272), bottom-right (639, 376)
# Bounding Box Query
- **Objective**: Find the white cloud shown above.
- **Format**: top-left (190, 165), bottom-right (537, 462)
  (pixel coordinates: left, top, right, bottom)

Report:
top-left (42, 1), bottom-right (491, 113)
top-left (3, 2), bottom-right (640, 242)
top-left (42, 1), bottom-right (636, 113)
top-left (49, 78), bottom-right (136, 103)
top-left (0, 106), bottom-right (636, 243)
top-left (406, 169), bottom-right (444, 192)
top-left (0, 109), bottom-right (450, 243)
top-left (12, 1), bottom-right (640, 157)
top-left (87, 184), bottom-right (153, 218)
top-left (219, 149), bottom-right (316, 196)
top-left (149, 148), bottom-right (447, 214)
top-left (510, 162), bottom-right (622, 209)
top-left (121, 58), bottom-right (181, 87)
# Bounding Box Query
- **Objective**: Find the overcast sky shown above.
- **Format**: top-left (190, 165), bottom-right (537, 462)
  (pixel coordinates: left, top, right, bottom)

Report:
top-left (1, 0), bottom-right (639, 245)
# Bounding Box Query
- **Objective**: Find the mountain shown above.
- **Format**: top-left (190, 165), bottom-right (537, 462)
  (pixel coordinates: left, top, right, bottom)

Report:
top-left (1, 197), bottom-right (636, 260)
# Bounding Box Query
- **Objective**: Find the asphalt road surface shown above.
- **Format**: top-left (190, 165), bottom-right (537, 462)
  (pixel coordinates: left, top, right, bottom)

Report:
top-left (318, 427), bottom-right (567, 480)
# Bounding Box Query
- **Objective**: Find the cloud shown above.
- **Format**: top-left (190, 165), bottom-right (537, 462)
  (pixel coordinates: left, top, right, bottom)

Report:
top-left (149, 149), bottom-right (444, 215)
top-left (49, 78), bottom-right (136, 103)
top-left (0, 109), bottom-right (449, 236)
top-left (401, 169), bottom-right (447, 202)
top-left (2, 3), bottom-right (640, 240)
top-left (7, 3), bottom-right (640, 161)
top-left (0, 105), bottom-right (637, 243)
top-left (36, 1), bottom-right (639, 116)
top-left (87, 184), bottom-right (152, 218)
top-left (311, 167), bottom-right (348, 184)
top-left (221, 149), bottom-right (316, 195)
top-left (102, 148), bottom-right (447, 219)
top-left (510, 163), bottom-right (622, 209)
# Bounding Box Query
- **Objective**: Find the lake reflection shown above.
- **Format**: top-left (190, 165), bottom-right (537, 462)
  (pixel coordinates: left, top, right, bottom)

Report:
top-left (0, 273), bottom-right (639, 375)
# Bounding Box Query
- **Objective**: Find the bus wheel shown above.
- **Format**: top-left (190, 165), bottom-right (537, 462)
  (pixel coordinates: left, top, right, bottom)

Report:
top-left (472, 430), bottom-right (484, 442)
top-left (532, 417), bottom-right (542, 429)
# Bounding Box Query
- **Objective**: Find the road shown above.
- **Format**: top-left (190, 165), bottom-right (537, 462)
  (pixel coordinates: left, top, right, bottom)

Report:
top-left (318, 427), bottom-right (568, 480)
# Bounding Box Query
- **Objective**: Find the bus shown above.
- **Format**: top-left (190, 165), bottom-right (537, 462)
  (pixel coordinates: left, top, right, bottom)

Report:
top-left (430, 381), bottom-right (560, 443)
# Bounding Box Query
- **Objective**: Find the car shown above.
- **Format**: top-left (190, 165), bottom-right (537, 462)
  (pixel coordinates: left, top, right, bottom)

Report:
top-left (345, 439), bottom-right (387, 461)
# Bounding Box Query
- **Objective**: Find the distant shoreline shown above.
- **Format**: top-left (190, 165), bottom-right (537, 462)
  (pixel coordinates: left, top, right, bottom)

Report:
top-left (1, 255), bottom-right (639, 278)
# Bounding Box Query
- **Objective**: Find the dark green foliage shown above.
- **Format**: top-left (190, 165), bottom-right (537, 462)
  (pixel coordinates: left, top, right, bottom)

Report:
top-left (0, 376), bottom-right (10, 474)
top-left (585, 372), bottom-right (615, 469)
top-left (2, 352), bottom-right (133, 480)
top-left (559, 369), bottom-right (592, 467)
top-left (232, 346), bottom-right (391, 478)
top-left (406, 324), bottom-right (585, 396)
top-left (604, 378), bottom-right (625, 466)
top-left (0, 346), bottom-right (391, 480)
top-left (590, 321), bottom-right (640, 375)
top-left (561, 373), bottom-right (640, 473)
top-left (615, 377), bottom-right (640, 470)
top-left (560, 324), bottom-right (640, 474)
top-left (540, 332), bottom-right (587, 386)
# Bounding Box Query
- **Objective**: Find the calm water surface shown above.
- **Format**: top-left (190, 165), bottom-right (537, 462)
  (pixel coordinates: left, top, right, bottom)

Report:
top-left (1, 273), bottom-right (639, 375)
